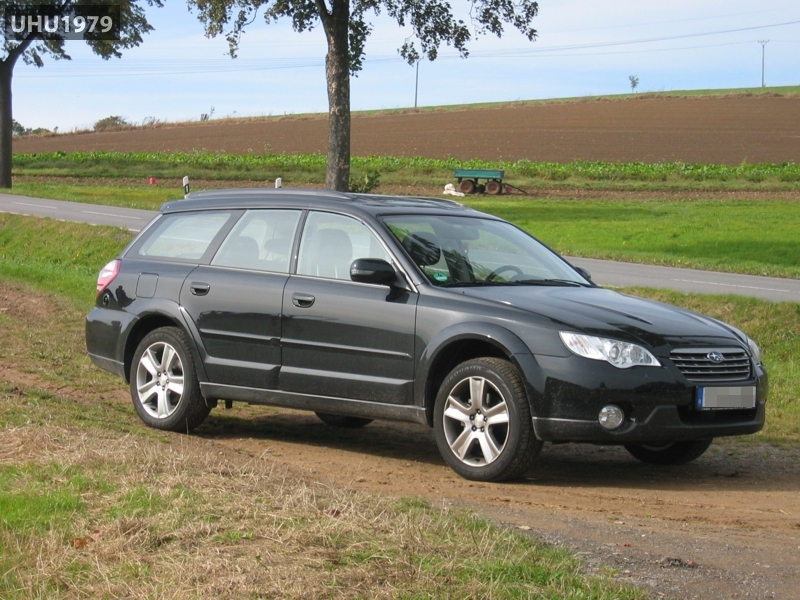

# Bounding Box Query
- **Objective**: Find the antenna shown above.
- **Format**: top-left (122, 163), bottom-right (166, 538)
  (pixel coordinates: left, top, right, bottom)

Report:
top-left (758, 40), bottom-right (769, 88)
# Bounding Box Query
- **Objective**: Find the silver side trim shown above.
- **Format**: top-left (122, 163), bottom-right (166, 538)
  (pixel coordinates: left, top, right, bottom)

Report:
top-left (200, 382), bottom-right (428, 425)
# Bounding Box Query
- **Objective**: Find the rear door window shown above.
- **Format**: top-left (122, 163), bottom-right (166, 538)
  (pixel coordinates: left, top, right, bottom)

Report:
top-left (211, 210), bottom-right (301, 272)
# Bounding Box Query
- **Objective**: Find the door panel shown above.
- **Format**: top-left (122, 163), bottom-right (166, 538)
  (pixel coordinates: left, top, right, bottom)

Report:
top-left (281, 277), bottom-right (417, 403)
top-left (178, 209), bottom-right (301, 389)
top-left (281, 211), bottom-right (417, 404)
top-left (180, 266), bottom-right (288, 388)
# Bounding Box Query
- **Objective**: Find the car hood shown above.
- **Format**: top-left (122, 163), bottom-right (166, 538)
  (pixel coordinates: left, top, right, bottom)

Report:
top-left (456, 285), bottom-right (744, 351)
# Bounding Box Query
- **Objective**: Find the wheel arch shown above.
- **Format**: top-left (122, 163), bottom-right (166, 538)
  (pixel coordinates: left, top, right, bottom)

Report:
top-left (122, 307), bottom-right (207, 384)
top-left (416, 323), bottom-right (536, 427)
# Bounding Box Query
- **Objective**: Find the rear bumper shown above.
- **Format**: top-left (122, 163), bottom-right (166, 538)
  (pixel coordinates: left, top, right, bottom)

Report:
top-left (88, 352), bottom-right (126, 379)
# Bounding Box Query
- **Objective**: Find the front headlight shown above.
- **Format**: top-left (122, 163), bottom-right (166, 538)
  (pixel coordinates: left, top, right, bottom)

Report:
top-left (747, 337), bottom-right (762, 364)
top-left (559, 332), bottom-right (661, 369)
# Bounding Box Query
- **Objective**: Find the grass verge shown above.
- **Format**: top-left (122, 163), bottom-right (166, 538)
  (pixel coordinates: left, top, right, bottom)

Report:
top-left (465, 196), bottom-right (800, 279)
top-left (7, 181), bottom-right (800, 278)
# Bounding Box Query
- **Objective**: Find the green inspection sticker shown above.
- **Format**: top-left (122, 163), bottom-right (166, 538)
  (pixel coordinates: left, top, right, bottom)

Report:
top-left (433, 272), bottom-right (448, 282)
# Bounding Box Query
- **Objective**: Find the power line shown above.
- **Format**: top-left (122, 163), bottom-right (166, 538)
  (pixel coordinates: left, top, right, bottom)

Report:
top-left (547, 3), bottom-right (800, 34)
top-left (15, 18), bottom-right (800, 78)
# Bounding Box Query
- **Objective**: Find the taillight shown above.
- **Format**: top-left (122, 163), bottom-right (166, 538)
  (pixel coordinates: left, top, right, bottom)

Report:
top-left (96, 259), bottom-right (121, 297)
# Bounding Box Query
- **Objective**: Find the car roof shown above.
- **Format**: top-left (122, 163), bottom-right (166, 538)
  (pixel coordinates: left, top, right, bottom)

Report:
top-left (160, 188), bottom-right (483, 218)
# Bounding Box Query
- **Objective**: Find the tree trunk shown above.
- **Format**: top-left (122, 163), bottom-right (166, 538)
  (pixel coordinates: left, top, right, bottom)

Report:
top-left (0, 62), bottom-right (13, 189)
top-left (322, 0), bottom-right (351, 191)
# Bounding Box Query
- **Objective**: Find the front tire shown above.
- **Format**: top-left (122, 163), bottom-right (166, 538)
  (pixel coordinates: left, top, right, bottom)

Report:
top-left (130, 327), bottom-right (210, 432)
top-left (624, 439), bottom-right (713, 465)
top-left (433, 358), bottom-right (542, 482)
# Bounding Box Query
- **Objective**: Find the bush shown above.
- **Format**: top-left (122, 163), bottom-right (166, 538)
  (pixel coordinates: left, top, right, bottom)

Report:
top-left (349, 171), bottom-right (381, 193)
top-left (93, 116), bottom-right (130, 132)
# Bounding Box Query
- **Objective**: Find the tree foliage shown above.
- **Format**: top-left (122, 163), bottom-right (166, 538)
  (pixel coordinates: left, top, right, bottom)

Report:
top-left (189, 0), bottom-right (539, 64)
top-left (2, 0), bottom-right (162, 66)
top-left (93, 115), bottom-right (131, 131)
top-left (0, 0), bottom-right (163, 187)
top-left (11, 119), bottom-right (27, 136)
top-left (188, 0), bottom-right (540, 190)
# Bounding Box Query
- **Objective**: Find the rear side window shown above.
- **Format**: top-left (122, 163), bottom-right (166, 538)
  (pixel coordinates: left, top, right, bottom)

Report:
top-left (133, 212), bottom-right (233, 261)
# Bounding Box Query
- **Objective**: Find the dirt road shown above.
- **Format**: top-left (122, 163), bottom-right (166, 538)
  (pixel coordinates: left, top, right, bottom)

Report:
top-left (202, 406), bottom-right (800, 600)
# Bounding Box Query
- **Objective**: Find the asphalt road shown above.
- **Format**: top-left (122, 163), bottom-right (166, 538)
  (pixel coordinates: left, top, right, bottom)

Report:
top-left (2, 192), bottom-right (799, 303)
top-left (0, 192), bottom-right (153, 231)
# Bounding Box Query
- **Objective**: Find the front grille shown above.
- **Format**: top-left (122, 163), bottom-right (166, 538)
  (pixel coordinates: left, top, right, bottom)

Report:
top-left (670, 347), bottom-right (752, 383)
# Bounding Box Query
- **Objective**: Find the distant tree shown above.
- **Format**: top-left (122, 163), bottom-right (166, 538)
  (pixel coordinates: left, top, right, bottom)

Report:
top-left (11, 119), bottom-right (28, 136)
top-left (629, 75), bottom-right (639, 94)
top-left (188, 0), bottom-right (540, 191)
top-left (94, 115), bottom-right (131, 131)
top-left (1, 0), bottom-right (163, 188)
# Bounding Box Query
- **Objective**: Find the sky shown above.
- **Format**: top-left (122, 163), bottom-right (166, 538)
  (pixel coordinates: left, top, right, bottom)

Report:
top-left (10, 0), bottom-right (800, 131)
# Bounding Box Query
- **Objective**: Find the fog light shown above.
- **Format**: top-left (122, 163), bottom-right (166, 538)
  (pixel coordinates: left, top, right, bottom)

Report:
top-left (598, 405), bottom-right (625, 430)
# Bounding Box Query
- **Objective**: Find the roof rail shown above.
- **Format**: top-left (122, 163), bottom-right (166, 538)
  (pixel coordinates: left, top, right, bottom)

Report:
top-left (184, 188), bottom-right (354, 200)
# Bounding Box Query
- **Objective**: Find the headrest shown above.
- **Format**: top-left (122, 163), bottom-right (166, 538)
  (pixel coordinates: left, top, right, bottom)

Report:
top-left (403, 231), bottom-right (441, 267)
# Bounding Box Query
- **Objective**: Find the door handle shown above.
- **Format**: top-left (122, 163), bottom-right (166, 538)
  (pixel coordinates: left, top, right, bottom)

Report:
top-left (190, 282), bottom-right (210, 296)
top-left (292, 292), bottom-right (315, 308)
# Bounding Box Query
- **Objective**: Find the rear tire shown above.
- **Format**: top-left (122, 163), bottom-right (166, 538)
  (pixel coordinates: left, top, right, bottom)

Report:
top-left (433, 358), bottom-right (542, 482)
top-left (315, 412), bottom-right (373, 428)
top-left (129, 327), bottom-right (210, 432)
top-left (624, 439), bottom-right (713, 465)
top-left (485, 180), bottom-right (502, 195)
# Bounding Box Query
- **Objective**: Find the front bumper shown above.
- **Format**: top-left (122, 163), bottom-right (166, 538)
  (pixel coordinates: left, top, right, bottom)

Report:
top-left (533, 401), bottom-right (766, 443)
top-left (521, 353), bottom-right (767, 443)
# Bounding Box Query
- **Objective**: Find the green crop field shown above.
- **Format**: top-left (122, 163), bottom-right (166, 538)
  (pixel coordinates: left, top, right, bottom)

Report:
top-left (13, 151), bottom-right (800, 185)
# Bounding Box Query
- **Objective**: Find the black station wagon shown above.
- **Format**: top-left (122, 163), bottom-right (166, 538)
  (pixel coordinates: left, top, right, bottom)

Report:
top-left (86, 190), bottom-right (767, 481)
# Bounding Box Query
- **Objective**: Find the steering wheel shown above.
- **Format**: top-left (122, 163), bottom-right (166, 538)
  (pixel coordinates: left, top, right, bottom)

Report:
top-left (485, 265), bottom-right (524, 282)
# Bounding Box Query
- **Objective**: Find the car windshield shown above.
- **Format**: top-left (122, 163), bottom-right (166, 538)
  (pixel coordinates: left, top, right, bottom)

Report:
top-left (382, 214), bottom-right (589, 287)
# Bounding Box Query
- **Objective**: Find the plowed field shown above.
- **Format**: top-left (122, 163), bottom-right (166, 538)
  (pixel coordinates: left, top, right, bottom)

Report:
top-left (15, 94), bottom-right (800, 165)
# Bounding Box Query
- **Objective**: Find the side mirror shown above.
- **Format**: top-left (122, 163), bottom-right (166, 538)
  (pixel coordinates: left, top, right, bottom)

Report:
top-left (350, 258), bottom-right (397, 286)
top-left (573, 266), bottom-right (592, 281)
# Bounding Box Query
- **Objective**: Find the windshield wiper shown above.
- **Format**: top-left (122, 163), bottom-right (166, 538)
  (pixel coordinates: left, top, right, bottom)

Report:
top-left (509, 278), bottom-right (588, 287)
top-left (438, 281), bottom-right (506, 287)
top-left (439, 279), bottom-right (588, 288)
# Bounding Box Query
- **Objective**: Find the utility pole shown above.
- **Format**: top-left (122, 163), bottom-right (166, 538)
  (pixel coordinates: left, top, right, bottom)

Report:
top-left (414, 60), bottom-right (420, 109)
top-left (758, 40), bottom-right (769, 88)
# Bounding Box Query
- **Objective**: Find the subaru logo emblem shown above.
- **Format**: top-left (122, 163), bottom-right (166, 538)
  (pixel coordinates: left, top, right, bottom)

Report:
top-left (707, 352), bottom-right (725, 363)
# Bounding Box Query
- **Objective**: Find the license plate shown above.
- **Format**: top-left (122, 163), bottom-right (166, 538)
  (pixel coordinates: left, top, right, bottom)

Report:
top-left (697, 386), bottom-right (756, 410)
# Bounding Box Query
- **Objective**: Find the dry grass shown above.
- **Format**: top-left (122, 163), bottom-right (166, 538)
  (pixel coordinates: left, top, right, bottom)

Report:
top-left (0, 421), bottom-right (642, 599)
